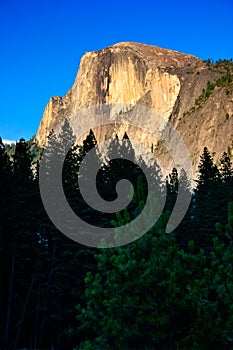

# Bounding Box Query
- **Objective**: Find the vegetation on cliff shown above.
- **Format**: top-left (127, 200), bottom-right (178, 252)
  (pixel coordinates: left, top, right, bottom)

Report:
top-left (183, 58), bottom-right (233, 117)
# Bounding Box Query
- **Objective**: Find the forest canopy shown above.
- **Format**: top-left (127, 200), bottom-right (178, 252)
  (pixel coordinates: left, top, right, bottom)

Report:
top-left (0, 122), bottom-right (233, 349)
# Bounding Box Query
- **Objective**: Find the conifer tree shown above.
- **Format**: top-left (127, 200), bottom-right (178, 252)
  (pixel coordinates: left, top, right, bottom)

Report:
top-left (219, 151), bottom-right (233, 183)
top-left (192, 147), bottom-right (228, 251)
top-left (38, 123), bottom-right (98, 348)
top-left (0, 138), bottom-right (13, 346)
top-left (2, 138), bottom-right (40, 348)
top-left (174, 168), bottom-right (193, 248)
top-left (165, 167), bottom-right (179, 213)
top-left (99, 133), bottom-right (139, 217)
top-left (77, 129), bottom-right (97, 164)
top-left (196, 146), bottom-right (219, 189)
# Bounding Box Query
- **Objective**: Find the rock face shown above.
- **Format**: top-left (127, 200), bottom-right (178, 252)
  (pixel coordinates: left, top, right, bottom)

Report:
top-left (35, 42), bottom-right (233, 175)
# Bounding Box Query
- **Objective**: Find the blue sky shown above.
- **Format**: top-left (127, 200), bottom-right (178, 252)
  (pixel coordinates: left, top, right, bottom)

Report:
top-left (0, 0), bottom-right (232, 142)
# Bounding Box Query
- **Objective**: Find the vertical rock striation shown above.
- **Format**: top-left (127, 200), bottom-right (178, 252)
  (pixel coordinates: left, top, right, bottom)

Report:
top-left (35, 42), bottom-right (233, 174)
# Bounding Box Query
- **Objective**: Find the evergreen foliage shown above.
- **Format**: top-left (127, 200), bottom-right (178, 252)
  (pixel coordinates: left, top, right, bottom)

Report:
top-left (76, 204), bottom-right (233, 350)
top-left (0, 124), bottom-right (232, 349)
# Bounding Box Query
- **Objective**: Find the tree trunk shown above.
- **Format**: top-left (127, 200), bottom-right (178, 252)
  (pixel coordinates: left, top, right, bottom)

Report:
top-left (4, 230), bottom-right (16, 347)
top-left (14, 278), bottom-right (34, 349)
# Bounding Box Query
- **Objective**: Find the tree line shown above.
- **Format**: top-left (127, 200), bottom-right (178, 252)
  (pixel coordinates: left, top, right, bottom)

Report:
top-left (0, 119), bottom-right (233, 349)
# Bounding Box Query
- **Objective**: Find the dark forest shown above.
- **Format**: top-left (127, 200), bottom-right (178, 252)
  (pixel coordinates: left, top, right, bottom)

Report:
top-left (0, 119), bottom-right (233, 350)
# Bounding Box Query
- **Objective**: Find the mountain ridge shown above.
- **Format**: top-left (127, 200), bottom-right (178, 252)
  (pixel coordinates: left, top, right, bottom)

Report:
top-left (35, 42), bottom-right (233, 175)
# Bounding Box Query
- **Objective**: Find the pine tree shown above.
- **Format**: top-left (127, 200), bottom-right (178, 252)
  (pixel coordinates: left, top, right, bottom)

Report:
top-left (191, 147), bottom-right (229, 252)
top-left (165, 167), bottom-right (179, 213)
top-left (77, 129), bottom-right (97, 164)
top-left (121, 131), bottom-right (135, 160)
top-left (2, 137), bottom-right (40, 348)
top-left (219, 151), bottom-right (233, 183)
top-left (196, 146), bottom-right (219, 190)
top-left (73, 128), bottom-right (104, 226)
top-left (0, 138), bottom-right (13, 346)
top-left (37, 123), bottom-right (98, 348)
top-left (100, 133), bottom-right (138, 210)
top-left (179, 168), bottom-right (192, 194)
top-left (174, 168), bottom-right (193, 248)
top-left (13, 138), bottom-right (33, 182)
top-left (168, 167), bottom-right (179, 194)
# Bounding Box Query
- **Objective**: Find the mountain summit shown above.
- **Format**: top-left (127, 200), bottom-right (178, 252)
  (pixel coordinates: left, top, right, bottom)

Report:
top-left (35, 42), bottom-right (233, 173)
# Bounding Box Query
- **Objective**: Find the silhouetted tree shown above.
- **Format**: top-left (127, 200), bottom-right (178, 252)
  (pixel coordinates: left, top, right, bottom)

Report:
top-left (0, 138), bottom-right (13, 347)
top-left (166, 167), bottom-right (179, 212)
top-left (196, 146), bottom-right (219, 190)
top-left (191, 147), bottom-right (230, 251)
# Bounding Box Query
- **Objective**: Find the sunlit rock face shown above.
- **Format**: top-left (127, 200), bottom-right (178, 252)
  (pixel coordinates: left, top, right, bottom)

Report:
top-left (35, 42), bottom-right (233, 175)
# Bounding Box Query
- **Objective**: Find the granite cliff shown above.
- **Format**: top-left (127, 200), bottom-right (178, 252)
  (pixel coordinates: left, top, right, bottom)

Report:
top-left (35, 42), bottom-right (233, 175)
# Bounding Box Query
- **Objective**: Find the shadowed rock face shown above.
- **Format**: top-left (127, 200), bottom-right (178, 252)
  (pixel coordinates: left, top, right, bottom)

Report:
top-left (35, 42), bottom-right (233, 175)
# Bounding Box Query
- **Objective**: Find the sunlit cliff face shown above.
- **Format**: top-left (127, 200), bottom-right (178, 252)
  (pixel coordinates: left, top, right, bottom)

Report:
top-left (35, 42), bottom-right (233, 176)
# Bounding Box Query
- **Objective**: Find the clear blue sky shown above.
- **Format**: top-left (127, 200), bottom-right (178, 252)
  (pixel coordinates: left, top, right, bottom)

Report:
top-left (0, 0), bottom-right (232, 142)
